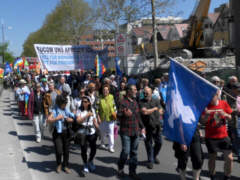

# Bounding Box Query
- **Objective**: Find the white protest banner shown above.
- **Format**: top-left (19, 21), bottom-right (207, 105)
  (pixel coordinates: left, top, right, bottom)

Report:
top-left (34, 44), bottom-right (109, 71)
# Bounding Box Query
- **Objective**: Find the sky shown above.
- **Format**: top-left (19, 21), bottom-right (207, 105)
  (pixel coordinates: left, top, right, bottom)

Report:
top-left (0, 0), bottom-right (228, 57)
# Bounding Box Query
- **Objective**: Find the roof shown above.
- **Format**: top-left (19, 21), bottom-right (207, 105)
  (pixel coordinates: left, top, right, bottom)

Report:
top-left (157, 25), bottom-right (172, 40)
top-left (208, 13), bottom-right (220, 25)
top-left (132, 26), bottom-right (152, 38)
top-left (79, 34), bottom-right (94, 40)
top-left (174, 24), bottom-right (189, 38)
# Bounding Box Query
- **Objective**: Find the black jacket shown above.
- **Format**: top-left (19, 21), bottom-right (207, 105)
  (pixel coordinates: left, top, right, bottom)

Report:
top-left (33, 91), bottom-right (44, 114)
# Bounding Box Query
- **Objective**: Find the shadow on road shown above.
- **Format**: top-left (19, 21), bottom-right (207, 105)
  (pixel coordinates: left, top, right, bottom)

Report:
top-left (8, 130), bottom-right (17, 136)
top-left (26, 160), bottom-right (56, 173)
top-left (138, 172), bottom-right (180, 180)
top-left (96, 156), bottom-right (119, 165)
top-left (17, 122), bottom-right (33, 126)
top-left (92, 165), bottom-right (118, 178)
top-left (24, 145), bottom-right (54, 156)
top-left (18, 134), bottom-right (35, 141)
top-left (3, 112), bottom-right (12, 116)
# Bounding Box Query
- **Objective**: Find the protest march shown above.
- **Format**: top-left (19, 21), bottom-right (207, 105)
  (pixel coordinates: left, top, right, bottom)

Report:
top-left (0, 44), bottom-right (238, 180)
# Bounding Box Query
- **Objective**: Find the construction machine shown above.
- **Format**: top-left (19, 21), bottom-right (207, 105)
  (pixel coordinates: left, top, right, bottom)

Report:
top-left (135, 0), bottom-right (212, 58)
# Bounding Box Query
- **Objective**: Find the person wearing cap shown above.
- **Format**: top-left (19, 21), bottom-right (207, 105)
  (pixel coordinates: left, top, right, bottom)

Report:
top-left (15, 79), bottom-right (31, 116)
top-left (75, 96), bottom-right (100, 173)
top-left (32, 83), bottom-right (45, 143)
top-left (40, 78), bottom-right (49, 93)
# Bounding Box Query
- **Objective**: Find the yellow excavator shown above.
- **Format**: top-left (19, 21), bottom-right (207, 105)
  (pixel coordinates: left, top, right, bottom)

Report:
top-left (135, 0), bottom-right (212, 58)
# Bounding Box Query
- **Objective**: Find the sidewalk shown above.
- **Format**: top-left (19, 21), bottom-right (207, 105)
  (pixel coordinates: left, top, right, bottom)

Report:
top-left (0, 87), bottom-right (32, 180)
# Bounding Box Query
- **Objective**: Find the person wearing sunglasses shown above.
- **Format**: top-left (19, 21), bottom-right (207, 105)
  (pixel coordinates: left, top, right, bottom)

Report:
top-left (75, 96), bottom-right (99, 173)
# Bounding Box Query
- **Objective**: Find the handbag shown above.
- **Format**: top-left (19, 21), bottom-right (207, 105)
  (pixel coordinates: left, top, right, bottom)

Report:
top-left (111, 110), bottom-right (117, 121)
top-left (106, 97), bottom-right (117, 121)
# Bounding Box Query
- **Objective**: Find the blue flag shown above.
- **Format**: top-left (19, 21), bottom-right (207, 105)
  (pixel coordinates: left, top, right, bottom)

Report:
top-left (163, 59), bottom-right (217, 145)
top-left (115, 57), bottom-right (122, 77)
top-left (4, 62), bottom-right (12, 76)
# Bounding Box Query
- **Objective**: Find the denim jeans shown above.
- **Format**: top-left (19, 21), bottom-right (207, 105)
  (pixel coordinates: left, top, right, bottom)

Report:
top-left (144, 128), bottom-right (162, 163)
top-left (232, 128), bottom-right (240, 158)
top-left (32, 113), bottom-right (45, 139)
top-left (118, 135), bottom-right (139, 173)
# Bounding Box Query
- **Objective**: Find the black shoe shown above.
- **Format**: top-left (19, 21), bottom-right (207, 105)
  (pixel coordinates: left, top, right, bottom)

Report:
top-left (146, 162), bottom-right (153, 169)
top-left (154, 157), bottom-right (160, 164)
top-left (210, 175), bottom-right (217, 180)
top-left (117, 169), bottom-right (125, 178)
top-left (129, 172), bottom-right (141, 180)
top-left (223, 175), bottom-right (231, 180)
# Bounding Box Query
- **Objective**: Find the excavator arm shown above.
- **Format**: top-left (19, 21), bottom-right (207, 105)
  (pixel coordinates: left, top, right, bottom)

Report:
top-left (187, 0), bottom-right (211, 48)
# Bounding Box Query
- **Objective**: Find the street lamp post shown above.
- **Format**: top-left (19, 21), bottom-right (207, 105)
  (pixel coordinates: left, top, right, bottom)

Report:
top-left (1, 20), bottom-right (12, 64)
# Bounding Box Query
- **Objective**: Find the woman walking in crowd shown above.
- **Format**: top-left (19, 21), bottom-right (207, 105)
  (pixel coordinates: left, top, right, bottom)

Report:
top-left (32, 83), bottom-right (45, 143)
top-left (75, 96), bottom-right (99, 173)
top-left (15, 79), bottom-right (31, 117)
top-left (73, 86), bottom-right (86, 111)
top-left (47, 95), bottom-right (75, 174)
top-left (98, 84), bottom-right (117, 153)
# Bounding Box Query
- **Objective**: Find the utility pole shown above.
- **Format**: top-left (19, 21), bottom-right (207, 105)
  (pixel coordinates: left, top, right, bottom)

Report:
top-left (151, 0), bottom-right (158, 69)
top-left (1, 22), bottom-right (5, 64)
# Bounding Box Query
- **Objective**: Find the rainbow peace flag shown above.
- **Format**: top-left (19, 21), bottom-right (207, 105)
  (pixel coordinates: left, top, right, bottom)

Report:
top-left (24, 58), bottom-right (29, 69)
top-left (95, 54), bottom-right (106, 78)
top-left (13, 57), bottom-right (24, 69)
top-left (0, 68), bottom-right (4, 78)
top-left (24, 93), bottom-right (29, 116)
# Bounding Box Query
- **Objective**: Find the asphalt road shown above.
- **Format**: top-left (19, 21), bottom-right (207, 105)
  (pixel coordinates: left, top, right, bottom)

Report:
top-left (2, 88), bottom-right (240, 180)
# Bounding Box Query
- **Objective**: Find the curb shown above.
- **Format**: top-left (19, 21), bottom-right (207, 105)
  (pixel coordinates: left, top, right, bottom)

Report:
top-left (9, 89), bottom-right (34, 180)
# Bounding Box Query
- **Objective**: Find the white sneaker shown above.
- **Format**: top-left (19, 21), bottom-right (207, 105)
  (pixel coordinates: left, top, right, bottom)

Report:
top-left (100, 144), bottom-right (107, 149)
top-left (36, 137), bottom-right (41, 143)
top-left (109, 148), bottom-right (115, 153)
top-left (83, 164), bottom-right (89, 173)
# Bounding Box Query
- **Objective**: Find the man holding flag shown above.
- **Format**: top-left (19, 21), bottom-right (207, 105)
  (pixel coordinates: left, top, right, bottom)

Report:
top-left (163, 59), bottom-right (218, 180)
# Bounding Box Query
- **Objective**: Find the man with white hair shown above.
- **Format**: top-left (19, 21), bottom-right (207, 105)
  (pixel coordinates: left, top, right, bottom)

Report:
top-left (210, 76), bottom-right (221, 87)
top-left (110, 74), bottom-right (118, 88)
top-left (57, 76), bottom-right (71, 95)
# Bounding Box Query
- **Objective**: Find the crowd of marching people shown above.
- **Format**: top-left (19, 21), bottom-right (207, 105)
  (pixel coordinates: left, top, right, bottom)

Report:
top-left (9, 69), bottom-right (240, 180)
